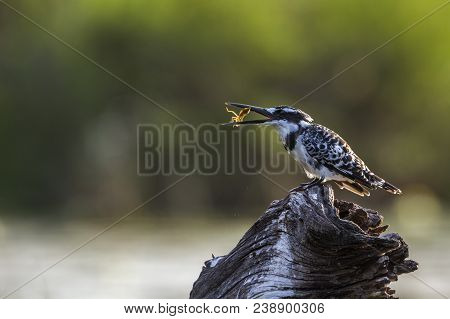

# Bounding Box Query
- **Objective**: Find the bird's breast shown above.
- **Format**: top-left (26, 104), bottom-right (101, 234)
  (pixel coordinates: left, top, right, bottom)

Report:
top-left (291, 139), bottom-right (346, 181)
top-left (291, 141), bottom-right (319, 176)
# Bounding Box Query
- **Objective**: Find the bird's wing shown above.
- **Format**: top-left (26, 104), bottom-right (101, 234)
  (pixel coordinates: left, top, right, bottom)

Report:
top-left (302, 124), bottom-right (382, 189)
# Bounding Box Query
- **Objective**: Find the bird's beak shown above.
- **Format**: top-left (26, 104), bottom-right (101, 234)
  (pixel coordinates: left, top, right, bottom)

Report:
top-left (221, 102), bottom-right (274, 126)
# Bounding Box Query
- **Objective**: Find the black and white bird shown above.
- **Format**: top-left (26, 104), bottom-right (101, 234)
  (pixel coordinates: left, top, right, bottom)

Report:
top-left (223, 102), bottom-right (401, 196)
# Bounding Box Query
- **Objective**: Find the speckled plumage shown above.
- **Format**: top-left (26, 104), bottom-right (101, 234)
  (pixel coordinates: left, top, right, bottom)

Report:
top-left (300, 124), bottom-right (386, 194)
top-left (277, 109), bottom-right (401, 196)
top-left (224, 103), bottom-right (402, 196)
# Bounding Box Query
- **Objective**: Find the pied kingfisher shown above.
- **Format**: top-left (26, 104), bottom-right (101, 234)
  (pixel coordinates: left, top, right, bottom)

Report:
top-left (223, 102), bottom-right (402, 196)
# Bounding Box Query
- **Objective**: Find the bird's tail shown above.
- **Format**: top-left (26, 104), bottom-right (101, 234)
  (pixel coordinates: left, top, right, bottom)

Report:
top-left (335, 181), bottom-right (370, 197)
top-left (381, 180), bottom-right (402, 195)
top-left (369, 173), bottom-right (402, 195)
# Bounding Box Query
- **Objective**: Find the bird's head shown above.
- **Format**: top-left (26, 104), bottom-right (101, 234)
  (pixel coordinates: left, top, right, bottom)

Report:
top-left (223, 102), bottom-right (313, 132)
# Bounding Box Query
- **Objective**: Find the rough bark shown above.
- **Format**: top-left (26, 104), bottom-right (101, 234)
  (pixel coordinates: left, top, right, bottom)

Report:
top-left (190, 184), bottom-right (418, 299)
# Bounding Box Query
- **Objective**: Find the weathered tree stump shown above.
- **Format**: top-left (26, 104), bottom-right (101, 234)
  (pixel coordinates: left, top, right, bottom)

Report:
top-left (190, 184), bottom-right (418, 298)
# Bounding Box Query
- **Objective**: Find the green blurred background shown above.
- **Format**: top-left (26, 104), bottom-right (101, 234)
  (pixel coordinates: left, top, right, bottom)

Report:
top-left (0, 0), bottom-right (449, 298)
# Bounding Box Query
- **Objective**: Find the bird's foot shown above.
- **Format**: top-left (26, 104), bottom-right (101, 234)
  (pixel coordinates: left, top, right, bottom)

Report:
top-left (289, 178), bottom-right (324, 193)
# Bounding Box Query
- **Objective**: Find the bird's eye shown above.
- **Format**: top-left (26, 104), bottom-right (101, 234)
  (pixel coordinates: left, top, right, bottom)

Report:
top-left (273, 109), bottom-right (283, 115)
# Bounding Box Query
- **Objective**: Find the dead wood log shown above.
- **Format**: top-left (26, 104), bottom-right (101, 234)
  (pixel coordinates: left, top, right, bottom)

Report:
top-left (190, 184), bottom-right (418, 299)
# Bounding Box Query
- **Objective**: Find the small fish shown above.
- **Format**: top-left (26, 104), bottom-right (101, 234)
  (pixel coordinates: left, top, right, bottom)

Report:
top-left (225, 104), bottom-right (251, 127)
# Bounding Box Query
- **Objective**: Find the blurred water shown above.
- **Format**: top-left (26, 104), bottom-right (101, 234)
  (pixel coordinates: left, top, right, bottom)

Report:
top-left (0, 215), bottom-right (449, 298)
